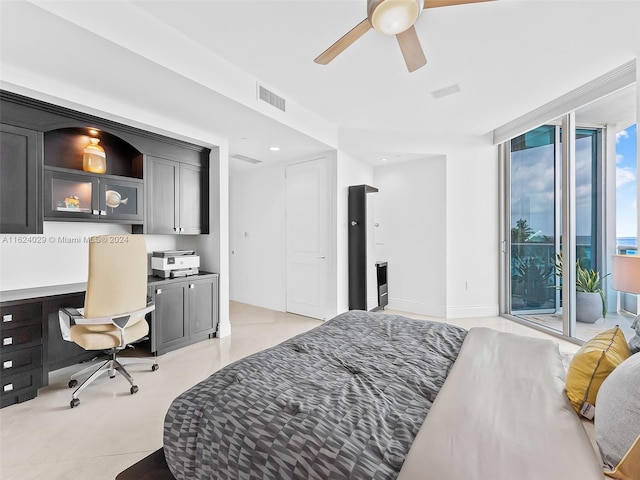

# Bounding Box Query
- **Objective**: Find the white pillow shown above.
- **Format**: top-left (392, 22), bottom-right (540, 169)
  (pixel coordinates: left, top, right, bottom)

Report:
top-left (595, 353), bottom-right (640, 480)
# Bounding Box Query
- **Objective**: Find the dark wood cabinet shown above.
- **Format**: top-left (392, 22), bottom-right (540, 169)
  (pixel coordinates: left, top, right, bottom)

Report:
top-left (44, 167), bottom-right (144, 223)
top-left (147, 274), bottom-right (218, 355)
top-left (0, 290), bottom-right (97, 408)
top-left (44, 293), bottom-right (95, 372)
top-left (0, 124), bottom-right (42, 234)
top-left (146, 156), bottom-right (204, 235)
top-left (1, 91), bottom-right (212, 232)
top-left (0, 300), bottom-right (44, 407)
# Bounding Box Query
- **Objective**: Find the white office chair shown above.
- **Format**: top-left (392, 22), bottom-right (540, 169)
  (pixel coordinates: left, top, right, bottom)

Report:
top-left (59, 235), bottom-right (158, 408)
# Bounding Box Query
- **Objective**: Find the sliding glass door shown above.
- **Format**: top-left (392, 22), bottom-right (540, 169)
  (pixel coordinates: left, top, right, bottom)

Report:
top-left (506, 122), bottom-right (604, 337)
top-left (510, 126), bottom-right (558, 318)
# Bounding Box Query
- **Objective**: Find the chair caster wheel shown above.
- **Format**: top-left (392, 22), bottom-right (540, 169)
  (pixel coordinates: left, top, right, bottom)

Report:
top-left (152, 364), bottom-right (159, 372)
top-left (70, 398), bottom-right (80, 408)
top-left (130, 385), bottom-right (139, 395)
top-left (68, 379), bottom-right (78, 388)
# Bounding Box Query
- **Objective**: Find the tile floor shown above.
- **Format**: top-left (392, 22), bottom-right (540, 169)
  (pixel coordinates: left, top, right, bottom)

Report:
top-left (0, 303), bottom-right (580, 480)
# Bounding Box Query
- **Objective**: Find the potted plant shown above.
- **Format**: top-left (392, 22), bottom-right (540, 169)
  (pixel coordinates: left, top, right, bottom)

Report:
top-left (513, 256), bottom-right (554, 307)
top-left (554, 253), bottom-right (609, 323)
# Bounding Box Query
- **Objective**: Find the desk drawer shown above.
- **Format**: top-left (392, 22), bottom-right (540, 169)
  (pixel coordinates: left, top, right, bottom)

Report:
top-left (0, 367), bottom-right (42, 408)
top-left (0, 302), bottom-right (42, 330)
top-left (0, 323), bottom-right (42, 353)
top-left (1, 346), bottom-right (42, 375)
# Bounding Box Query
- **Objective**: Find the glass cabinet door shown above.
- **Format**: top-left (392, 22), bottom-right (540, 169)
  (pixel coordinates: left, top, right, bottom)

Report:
top-left (99, 178), bottom-right (143, 222)
top-left (44, 167), bottom-right (143, 224)
top-left (44, 168), bottom-right (99, 220)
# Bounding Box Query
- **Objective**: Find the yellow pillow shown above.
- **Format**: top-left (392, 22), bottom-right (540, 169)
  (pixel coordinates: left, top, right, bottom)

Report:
top-left (565, 326), bottom-right (630, 418)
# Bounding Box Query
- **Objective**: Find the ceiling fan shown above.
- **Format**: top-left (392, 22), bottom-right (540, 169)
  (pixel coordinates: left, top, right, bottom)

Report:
top-left (314, 0), bottom-right (494, 73)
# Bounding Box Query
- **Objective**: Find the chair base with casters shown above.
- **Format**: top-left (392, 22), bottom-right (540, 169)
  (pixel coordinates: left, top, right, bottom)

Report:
top-left (60, 304), bottom-right (158, 408)
top-left (67, 348), bottom-right (159, 408)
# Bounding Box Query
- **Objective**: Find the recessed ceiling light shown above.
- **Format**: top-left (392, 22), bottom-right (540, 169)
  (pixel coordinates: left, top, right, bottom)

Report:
top-left (381, 158), bottom-right (388, 162)
top-left (269, 146), bottom-right (280, 152)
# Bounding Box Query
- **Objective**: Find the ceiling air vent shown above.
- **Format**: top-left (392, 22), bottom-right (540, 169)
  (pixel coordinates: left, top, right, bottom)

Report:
top-left (258, 84), bottom-right (286, 112)
top-left (430, 84), bottom-right (461, 100)
top-left (231, 154), bottom-right (263, 164)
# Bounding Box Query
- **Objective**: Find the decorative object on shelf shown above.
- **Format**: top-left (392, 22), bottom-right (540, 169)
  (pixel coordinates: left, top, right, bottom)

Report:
top-left (64, 195), bottom-right (80, 208)
top-left (82, 137), bottom-right (106, 174)
top-left (105, 190), bottom-right (128, 210)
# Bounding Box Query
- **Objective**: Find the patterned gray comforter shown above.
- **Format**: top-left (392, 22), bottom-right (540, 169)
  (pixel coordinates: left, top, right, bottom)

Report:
top-left (164, 310), bottom-right (467, 480)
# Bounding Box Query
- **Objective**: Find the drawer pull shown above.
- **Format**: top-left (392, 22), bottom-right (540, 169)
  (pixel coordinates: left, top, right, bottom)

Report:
top-left (3, 383), bottom-right (13, 392)
top-left (156, 288), bottom-right (162, 295)
top-left (3, 314), bottom-right (12, 323)
top-left (3, 360), bottom-right (13, 369)
top-left (189, 284), bottom-right (195, 289)
top-left (3, 337), bottom-right (13, 346)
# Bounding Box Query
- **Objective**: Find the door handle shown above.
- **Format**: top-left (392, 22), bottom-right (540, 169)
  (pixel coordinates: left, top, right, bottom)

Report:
top-left (317, 256), bottom-right (325, 260)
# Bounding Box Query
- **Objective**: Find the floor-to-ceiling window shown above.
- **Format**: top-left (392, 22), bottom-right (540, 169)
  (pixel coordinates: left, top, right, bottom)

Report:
top-left (508, 125), bottom-right (603, 335)
top-left (499, 64), bottom-right (637, 343)
top-left (505, 122), bottom-right (637, 341)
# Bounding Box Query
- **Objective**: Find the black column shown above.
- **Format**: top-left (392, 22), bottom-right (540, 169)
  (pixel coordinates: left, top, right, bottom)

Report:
top-left (348, 185), bottom-right (378, 310)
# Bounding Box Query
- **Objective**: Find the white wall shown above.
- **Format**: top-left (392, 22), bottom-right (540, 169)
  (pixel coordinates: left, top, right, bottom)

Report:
top-left (445, 142), bottom-right (500, 318)
top-left (229, 163), bottom-right (287, 311)
top-left (373, 157), bottom-right (448, 316)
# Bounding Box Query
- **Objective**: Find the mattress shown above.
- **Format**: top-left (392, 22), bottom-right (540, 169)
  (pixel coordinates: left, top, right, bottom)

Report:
top-left (397, 327), bottom-right (606, 480)
top-left (163, 310), bottom-right (467, 479)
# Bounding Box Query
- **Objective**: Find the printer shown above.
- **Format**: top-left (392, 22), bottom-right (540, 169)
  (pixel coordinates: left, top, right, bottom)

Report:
top-left (152, 250), bottom-right (200, 278)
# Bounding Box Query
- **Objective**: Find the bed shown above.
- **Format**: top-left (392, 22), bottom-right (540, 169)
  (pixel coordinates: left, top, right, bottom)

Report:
top-left (161, 310), bottom-right (607, 480)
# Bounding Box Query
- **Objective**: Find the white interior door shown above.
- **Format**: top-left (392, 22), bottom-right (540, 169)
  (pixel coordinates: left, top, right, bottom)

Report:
top-left (285, 158), bottom-right (330, 319)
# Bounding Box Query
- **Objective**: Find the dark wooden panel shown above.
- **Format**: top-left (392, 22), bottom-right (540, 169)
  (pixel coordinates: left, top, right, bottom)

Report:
top-left (189, 278), bottom-right (215, 337)
top-left (179, 163), bottom-right (202, 234)
top-left (1, 90), bottom-right (208, 164)
top-left (44, 293), bottom-right (95, 372)
top-left (0, 124), bottom-right (42, 233)
top-left (116, 448), bottom-right (175, 480)
top-left (147, 156), bottom-right (179, 234)
top-left (1, 346), bottom-right (42, 376)
top-left (155, 283), bottom-right (187, 351)
top-left (0, 367), bottom-right (42, 408)
top-left (348, 185), bottom-right (378, 311)
top-left (44, 128), bottom-right (143, 178)
top-left (0, 301), bottom-right (42, 328)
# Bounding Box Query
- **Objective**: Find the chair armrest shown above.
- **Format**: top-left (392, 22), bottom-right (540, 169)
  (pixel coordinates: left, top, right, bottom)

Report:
top-left (58, 307), bottom-right (84, 342)
top-left (74, 304), bottom-right (155, 327)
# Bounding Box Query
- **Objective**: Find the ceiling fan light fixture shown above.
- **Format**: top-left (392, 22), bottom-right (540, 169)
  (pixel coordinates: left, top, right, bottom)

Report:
top-left (369, 0), bottom-right (422, 35)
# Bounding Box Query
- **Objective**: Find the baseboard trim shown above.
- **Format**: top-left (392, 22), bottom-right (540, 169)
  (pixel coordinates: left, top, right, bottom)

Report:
top-left (387, 298), bottom-right (499, 319)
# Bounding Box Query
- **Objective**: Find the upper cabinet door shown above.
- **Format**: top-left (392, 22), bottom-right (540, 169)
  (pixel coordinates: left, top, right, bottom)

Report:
top-left (0, 124), bottom-right (42, 234)
top-left (146, 156), bottom-right (204, 235)
top-left (146, 156), bottom-right (180, 234)
top-left (179, 163), bottom-right (202, 235)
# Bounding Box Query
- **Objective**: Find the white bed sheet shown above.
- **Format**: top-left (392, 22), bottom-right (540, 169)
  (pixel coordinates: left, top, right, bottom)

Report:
top-left (397, 327), bottom-right (605, 480)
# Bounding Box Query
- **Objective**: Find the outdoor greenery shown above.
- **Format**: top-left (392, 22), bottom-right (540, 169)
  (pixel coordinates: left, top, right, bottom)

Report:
top-left (554, 252), bottom-right (609, 318)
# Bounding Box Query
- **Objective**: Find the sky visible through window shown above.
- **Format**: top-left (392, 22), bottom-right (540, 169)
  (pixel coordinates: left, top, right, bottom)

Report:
top-left (616, 124), bottom-right (638, 241)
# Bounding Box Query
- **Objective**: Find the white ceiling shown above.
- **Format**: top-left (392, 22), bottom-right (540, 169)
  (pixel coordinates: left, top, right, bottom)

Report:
top-left (1, 1), bottom-right (638, 172)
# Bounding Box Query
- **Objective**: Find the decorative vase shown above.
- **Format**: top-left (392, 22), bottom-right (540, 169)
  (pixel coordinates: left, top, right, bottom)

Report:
top-left (576, 291), bottom-right (602, 323)
top-left (83, 137), bottom-right (106, 174)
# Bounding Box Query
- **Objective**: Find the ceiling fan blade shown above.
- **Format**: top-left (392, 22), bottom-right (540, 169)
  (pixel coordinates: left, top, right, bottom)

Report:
top-left (314, 18), bottom-right (372, 65)
top-left (396, 26), bottom-right (427, 73)
top-left (423, 0), bottom-right (494, 9)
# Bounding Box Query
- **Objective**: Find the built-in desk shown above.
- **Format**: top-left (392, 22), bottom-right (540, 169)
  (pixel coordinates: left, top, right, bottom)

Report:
top-left (0, 272), bottom-right (219, 408)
